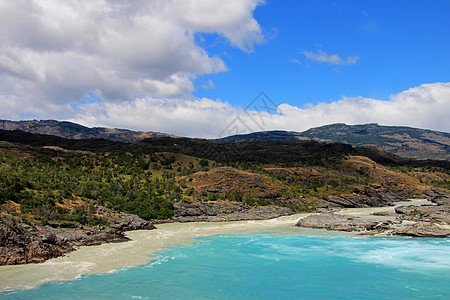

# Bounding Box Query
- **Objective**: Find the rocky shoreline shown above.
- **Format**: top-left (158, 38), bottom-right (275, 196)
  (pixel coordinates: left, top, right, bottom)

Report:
top-left (296, 189), bottom-right (450, 238)
top-left (0, 201), bottom-right (294, 266)
top-left (0, 212), bottom-right (155, 265)
top-left (2, 189), bottom-right (449, 266)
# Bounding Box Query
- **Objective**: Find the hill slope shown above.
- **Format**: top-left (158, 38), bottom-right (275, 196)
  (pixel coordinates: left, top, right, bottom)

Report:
top-left (215, 123), bottom-right (450, 160)
top-left (0, 119), bottom-right (174, 142)
top-left (1, 130), bottom-right (449, 264)
top-left (1, 120), bottom-right (448, 159)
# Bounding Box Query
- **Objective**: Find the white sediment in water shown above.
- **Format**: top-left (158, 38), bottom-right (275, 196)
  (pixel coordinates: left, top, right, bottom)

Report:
top-left (0, 199), bottom-right (432, 291)
top-left (0, 214), bottom-right (354, 291)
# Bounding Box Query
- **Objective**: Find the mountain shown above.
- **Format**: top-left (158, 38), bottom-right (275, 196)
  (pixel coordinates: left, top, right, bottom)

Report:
top-left (215, 123), bottom-right (450, 160)
top-left (1, 120), bottom-right (449, 160)
top-left (214, 130), bottom-right (308, 143)
top-left (0, 129), bottom-right (448, 170)
top-left (0, 119), bottom-right (175, 142)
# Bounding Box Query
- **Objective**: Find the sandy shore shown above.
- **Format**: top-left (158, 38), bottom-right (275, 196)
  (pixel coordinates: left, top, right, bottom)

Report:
top-left (0, 199), bottom-right (435, 291)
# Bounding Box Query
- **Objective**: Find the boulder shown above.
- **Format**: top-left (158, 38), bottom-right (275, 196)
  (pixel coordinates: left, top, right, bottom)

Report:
top-left (296, 213), bottom-right (369, 232)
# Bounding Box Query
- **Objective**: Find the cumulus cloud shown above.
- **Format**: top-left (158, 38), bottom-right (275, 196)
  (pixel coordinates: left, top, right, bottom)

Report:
top-left (0, 0), bottom-right (265, 109)
top-left (70, 82), bottom-right (450, 137)
top-left (302, 49), bottom-right (359, 65)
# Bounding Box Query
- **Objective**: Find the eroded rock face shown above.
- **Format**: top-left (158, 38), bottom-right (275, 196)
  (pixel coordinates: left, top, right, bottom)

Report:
top-left (0, 214), bottom-right (73, 265)
top-left (296, 189), bottom-right (450, 238)
top-left (326, 189), bottom-right (405, 208)
top-left (393, 222), bottom-right (450, 238)
top-left (173, 201), bottom-right (293, 222)
top-left (0, 211), bottom-right (156, 266)
top-left (424, 189), bottom-right (450, 206)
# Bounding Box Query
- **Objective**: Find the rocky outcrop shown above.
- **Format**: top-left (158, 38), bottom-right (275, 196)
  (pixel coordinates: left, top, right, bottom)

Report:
top-left (0, 214), bottom-right (73, 265)
top-left (325, 188), bottom-right (405, 208)
top-left (173, 201), bottom-right (293, 222)
top-left (0, 212), bottom-right (156, 266)
top-left (392, 222), bottom-right (450, 238)
top-left (296, 190), bottom-right (450, 238)
top-left (424, 189), bottom-right (450, 206)
top-left (296, 213), bottom-right (369, 232)
top-left (391, 195), bottom-right (450, 237)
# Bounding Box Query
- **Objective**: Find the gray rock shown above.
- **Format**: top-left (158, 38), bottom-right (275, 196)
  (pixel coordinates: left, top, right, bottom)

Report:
top-left (296, 213), bottom-right (369, 232)
top-left (393, 222), bottom-right (450, 238)
top-left (326, 189), bottom-right (404, 208)
top-left (173, 201), bottom-right (293, 222)
top-left (1, 208), bottom-right (156, 266)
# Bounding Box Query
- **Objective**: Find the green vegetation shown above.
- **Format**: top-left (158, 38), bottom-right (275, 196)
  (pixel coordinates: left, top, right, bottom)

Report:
top-left (0, 147), bottom-right (181, 223)
top-left (0, 128), bottom-right (449, 228)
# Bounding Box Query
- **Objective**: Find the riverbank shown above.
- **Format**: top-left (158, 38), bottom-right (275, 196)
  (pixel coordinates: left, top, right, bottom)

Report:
top-left (1, 193), bottom-right (449, 291)
top-left (296, 196), bottom-right (450, 237)
top-left (0, 209), bottom-right (156, 265)
top-left (0, 213), bottom-right (355, 291)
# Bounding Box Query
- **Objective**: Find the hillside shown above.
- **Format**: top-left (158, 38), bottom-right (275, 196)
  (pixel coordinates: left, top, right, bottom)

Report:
top-left (0, 129), bottom-right (449, 170)
top-left (301, 123), bottom-right (450, 160)
top-left (1, 130), bottom-right (449, 264)
top-left (0, 119), bottom-right (175, 142)
top-left (215, 123), bottom-right (450, 160)
top-left (1, 120), bottom-right (449, 160)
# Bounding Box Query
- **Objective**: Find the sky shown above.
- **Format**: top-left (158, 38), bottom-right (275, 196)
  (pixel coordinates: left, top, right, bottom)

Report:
top-left (0, 0), bottom-right (449, 138)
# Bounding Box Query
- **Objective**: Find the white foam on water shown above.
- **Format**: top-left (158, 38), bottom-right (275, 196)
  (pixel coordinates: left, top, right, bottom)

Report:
top-left (333, 238), bottom-right (450, 273)
top-left (0, 206), bottom-right (442, 291)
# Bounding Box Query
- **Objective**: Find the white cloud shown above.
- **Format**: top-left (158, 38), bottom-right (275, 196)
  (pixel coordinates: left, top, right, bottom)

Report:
top-left (0, 0), bottom-right (265, 107)
top-left (302, 49), bottom-right (359, 65)
top-left (70, 82), bottom-right (450, 138)
top-left (271, 82), bottom-right (450, 132)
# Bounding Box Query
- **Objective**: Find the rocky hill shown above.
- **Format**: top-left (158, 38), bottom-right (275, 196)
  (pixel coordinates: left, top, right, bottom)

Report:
top-left (1, 120), bottom-right (448, 160)
top-left (0, 119), bottom-right (175, 142)
top-left (1, 129), bottom-right (449, 265)
top-left (215, 123), bottom-right (450, 160)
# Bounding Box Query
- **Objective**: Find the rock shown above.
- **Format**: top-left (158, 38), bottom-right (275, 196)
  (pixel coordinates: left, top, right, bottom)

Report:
top-left (46, 221), bottom-right (60, 228)
top-left (395, 205), bottom-right (417, 215)
top-left (296, 195), bottom-right (450, 238)
top-left (395, 204), bottom-right (450, 224)
top-left (111, 214), bottom-right (156, 231)
top-left (424, 189), bottom-right (450, 205)
top-left (0, 214), bottom-right (74, 265)
top-left (42, 233), bottom-right (58, 245)
top-left (364, 220), bottom-right (393, 232)
top-left (326, 188), bottom-right (404, 208)
top-left (393, 222), bottom-right (450, 238)
top-left (372, 211), bottom-right (395, 216)
top-left (295, 213), bottom-right (369, 232)
top-left (173, 201), bottom-right (293, 222)
top-left (0, 208), bottom-right (157, 266)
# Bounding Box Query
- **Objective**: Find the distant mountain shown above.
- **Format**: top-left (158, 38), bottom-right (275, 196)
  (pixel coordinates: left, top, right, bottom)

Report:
top-left (215, 123), bottom-right (450, 160)
top-left (214, 130), bottom-right (308, 143)
top-left (1, 129), bottom-right (449, 170)
top-left (0, 119), bottom-right (175, 142)
top-left (1, 120), bottom-right (448, 160)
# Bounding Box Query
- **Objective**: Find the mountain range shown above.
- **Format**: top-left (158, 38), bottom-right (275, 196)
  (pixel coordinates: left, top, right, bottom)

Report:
top-left (0, 119), bottom-right (175, 142)
top-left (0, 119), bottom-right (449, 160)
top-left (215, 123), bottom-right (450, 160)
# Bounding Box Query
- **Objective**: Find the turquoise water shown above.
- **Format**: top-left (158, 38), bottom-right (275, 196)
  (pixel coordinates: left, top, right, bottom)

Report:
top-left (2, 235), bottom-right (449, 299)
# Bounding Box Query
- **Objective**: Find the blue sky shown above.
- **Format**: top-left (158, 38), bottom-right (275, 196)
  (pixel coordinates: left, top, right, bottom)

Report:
top-left (0, 0), bottom-right (449, 137)
top-left (195, 0), bottom-right (450, 108)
